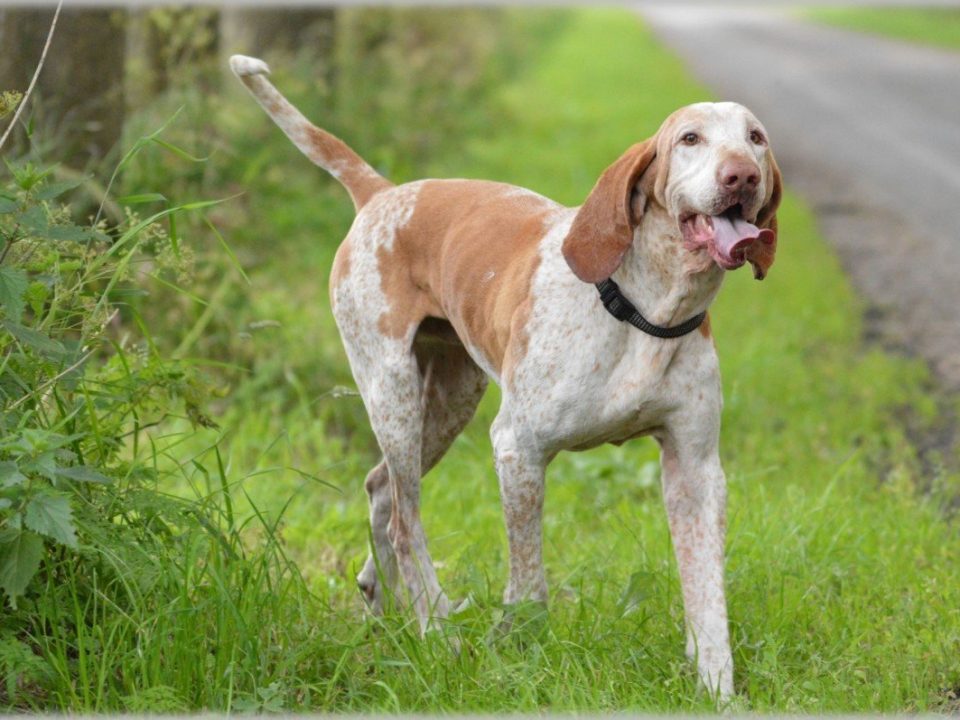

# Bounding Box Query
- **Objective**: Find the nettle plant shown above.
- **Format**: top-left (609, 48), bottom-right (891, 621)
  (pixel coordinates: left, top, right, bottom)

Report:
top-left (0, 148), bottom-right (217, 609)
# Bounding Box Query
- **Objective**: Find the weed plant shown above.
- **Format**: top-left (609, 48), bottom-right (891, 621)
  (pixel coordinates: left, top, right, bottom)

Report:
top-left (0, 91), bottom-right (316, 712)
top-left (0, 7), bottom-right (958, 713)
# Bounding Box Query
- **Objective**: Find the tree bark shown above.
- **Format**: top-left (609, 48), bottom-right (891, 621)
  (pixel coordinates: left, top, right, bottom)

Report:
top-left (0, 8), bottom-right (127, 168)
top-left (220, 8), bottom-right (335, 59)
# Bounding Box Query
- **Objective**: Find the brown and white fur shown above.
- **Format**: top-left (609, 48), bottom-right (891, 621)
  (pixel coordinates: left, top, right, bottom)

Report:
top-left (231, 54), bottom-right (782, 700)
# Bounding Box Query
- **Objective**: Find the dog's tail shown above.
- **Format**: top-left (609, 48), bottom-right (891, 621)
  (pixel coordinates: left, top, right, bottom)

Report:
top-left (229, 54), bottom-right (393, 211)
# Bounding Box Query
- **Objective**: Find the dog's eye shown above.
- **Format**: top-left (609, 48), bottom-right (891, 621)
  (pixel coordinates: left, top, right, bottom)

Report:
top-left (681, 132), bottom-right (700, 146)
top-left (749, 129), bottom-right (766, 145)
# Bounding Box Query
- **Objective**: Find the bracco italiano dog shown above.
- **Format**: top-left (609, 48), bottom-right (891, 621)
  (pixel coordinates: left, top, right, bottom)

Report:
top-left (231, 54), bottom-right (781, 699)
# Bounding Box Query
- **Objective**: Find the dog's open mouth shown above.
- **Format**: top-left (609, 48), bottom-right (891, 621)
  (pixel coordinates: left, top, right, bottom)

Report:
top-left (680, 205), bottom-right (775, 270)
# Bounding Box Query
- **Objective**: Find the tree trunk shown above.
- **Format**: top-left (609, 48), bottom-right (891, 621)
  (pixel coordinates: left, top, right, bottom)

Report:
top-left (220, 8), bottom-right (335, 59)
top-left (0, 8), bottom-right (127, 168)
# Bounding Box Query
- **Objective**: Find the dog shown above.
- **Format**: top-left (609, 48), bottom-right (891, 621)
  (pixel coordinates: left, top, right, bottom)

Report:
top-left (231, 53), bottom-right (781, 699)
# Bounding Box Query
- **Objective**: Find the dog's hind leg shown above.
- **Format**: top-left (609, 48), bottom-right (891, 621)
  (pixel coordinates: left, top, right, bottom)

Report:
top-left (415, 329), bottom-right (488, 476)
top-left (356, 332), bottom-right (487, 615)
top-left (352, 338), bottom-right (489, 632)
top-left (364, 347), bottom-right (448, 629)
top-left (356, 460), bottom-right (397, 613)
top-left (357, 341), bottom-right (487, 613)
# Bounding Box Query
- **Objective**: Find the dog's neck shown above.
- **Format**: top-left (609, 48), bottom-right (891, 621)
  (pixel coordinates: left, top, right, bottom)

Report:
top-left (610, 205), bottom-right (725, 328)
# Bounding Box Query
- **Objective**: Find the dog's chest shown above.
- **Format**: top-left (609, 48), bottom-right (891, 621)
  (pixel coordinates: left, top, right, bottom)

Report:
top-left (510, 327), bottom-right (718, 453)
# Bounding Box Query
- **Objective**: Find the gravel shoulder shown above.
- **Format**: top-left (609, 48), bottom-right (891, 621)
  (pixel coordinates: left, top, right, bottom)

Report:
top-left (642, 6), bottom-right (960, 389)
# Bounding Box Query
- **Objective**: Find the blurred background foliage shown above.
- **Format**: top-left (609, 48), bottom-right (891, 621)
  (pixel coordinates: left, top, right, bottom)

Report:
top-left (2, 5), bottom-right (543, 436)
top-left (2, 6), bottom-right (958, 713)
top-left (0, 7), bottom-right (555, 709)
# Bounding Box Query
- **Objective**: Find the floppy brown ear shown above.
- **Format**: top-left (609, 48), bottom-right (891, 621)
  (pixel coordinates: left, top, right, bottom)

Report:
top-left (746, 152), bottom-right (783, 281)
top-left (561, 139), bottom-right (658, 283)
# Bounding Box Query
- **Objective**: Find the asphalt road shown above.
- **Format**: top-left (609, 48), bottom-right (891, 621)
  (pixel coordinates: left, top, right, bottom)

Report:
top-left (641, 7), bottom-right (960, 390)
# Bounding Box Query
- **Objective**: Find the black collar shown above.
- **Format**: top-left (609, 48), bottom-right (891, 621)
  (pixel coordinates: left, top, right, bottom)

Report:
top-left (595, 278), bottom-right (706, 339)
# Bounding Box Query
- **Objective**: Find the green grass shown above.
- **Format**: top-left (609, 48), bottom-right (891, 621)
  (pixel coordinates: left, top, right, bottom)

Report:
top-left (11, 7), bottom-right (960, 712)
top-left (146, 8), bottom-right (960, 712)
top-left (809, 7), bottom-right (960, 50)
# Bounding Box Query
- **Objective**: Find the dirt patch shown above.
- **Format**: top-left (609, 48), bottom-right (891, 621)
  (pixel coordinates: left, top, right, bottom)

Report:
top-left (937, 684), bottom-right (960, 715)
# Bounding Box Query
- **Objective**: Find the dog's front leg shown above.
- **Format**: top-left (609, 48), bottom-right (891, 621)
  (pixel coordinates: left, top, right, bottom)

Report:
top-left (491, 413), bottom-right (548, 605)
top-left (658, 426), bottom-right (734, 700)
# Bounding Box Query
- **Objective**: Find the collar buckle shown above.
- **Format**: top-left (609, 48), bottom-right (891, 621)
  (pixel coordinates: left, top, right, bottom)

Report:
top-left (597, 279), bottom-right (632, 321)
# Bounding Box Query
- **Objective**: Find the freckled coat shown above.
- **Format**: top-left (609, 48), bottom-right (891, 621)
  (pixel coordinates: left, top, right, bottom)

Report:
top-left (231, 54), bottom-right (782, 701)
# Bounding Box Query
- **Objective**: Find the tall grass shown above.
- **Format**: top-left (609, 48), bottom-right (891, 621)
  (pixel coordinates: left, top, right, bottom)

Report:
top-left (196, 8), bottom-right (960, 712)
top-left (1, 6), bottom-right (958, 713)
top-left (0, 91), bottom-right (319, 714)
top-left (1, 7), bottom-right (543, 712)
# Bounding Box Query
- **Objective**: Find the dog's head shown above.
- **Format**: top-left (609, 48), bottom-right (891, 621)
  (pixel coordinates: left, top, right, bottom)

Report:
top-left (562, 102), bottom-right (782, 283)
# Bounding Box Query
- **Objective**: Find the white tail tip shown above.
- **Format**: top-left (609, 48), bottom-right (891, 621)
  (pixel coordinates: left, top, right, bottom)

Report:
top-left (229, 55), bottom-right (270, 77)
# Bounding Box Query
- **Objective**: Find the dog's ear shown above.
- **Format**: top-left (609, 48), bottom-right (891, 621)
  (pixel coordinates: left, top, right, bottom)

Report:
top-left (746, 151), bottom-right (782, 280)
top-left (562, 139), bottom-right (658, 283)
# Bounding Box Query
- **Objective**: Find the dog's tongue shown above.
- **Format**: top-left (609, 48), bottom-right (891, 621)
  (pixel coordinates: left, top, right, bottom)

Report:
top-left (711, 214), bottom-right (773, 266)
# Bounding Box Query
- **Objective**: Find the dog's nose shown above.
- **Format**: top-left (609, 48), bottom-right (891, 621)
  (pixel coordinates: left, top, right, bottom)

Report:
top-left (718, 158), bottom-right (760, 192)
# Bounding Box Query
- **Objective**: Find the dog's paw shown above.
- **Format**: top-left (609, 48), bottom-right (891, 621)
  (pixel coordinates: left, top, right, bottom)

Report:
top-left (489, 600), bottom-right (549, 646)
top-left (229, 54), bottom-right (270, 77)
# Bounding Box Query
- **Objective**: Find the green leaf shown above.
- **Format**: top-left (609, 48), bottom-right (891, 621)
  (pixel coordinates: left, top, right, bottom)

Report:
top-left (119, 193), bottom-right (167, 205)
top-left (204, 215), bottom-right (249, 284)
top-left (0, 529), bottom-right (43, 609)
top-left (4, 159), bottom-right (48, 190)
top-left (0, 461), bottom-right (26, 487)
top-left (55, 465), bottom-right (111, 484)
top-left (617, 570), bottom-right (656, 616)
top-left (0, 266), bottom-right (28, 323)
top-left (35, 179), bottom-right (83, 200)
top-left (24, 281), bottom-right (48, 317)
top-left (0, 430), bottom-right (82, 456)
top-left (108, 287), bottom-right (149, 299)
top-left (0, 429), bottom-right (79, 455)
top-left (21, 451), bottom-right (58, 482)
top-left (168, 212), bottom-right (179, 255)
top-left (45, 224), bottom-right (95, 243)
top-left (15, 204), bottom-right (48, 234)
top-left (24, 492), bottom-right (77, 548)
top-left (0, 196), bottom-right (17, 214)
top-left (1, 319), bottom-right (67, 359)
top-left (150, 137), bottom-right (210, 163)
